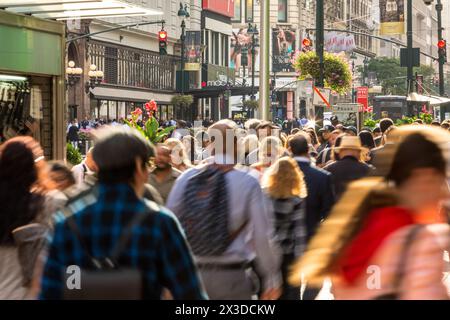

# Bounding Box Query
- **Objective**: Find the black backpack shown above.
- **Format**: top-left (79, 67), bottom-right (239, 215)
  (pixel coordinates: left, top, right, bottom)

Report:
top-left (179, 165), bottom-right (246, 256)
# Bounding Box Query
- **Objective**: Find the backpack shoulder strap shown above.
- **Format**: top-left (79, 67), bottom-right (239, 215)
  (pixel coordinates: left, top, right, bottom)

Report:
top-left (66, 216), bottom-right (103, 269)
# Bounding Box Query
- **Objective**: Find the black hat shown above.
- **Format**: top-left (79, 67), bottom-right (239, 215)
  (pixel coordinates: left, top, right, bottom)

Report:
top-left (344, 126), bottom-right (357, 135)
top-left (323, 124), bottom-right (335, 132)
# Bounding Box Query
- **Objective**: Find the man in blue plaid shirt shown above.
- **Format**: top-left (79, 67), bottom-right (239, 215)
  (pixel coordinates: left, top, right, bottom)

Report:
top-left (39, 127), bottom-right (207, 300)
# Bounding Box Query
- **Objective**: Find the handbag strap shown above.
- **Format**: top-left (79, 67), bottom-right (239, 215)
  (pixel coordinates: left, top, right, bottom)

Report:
top-left (391, 224), bottom-right (423, 292)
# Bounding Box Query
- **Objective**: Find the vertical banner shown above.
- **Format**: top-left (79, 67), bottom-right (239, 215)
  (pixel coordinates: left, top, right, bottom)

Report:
top-left (230, 27), bottom-right (260, 76)
top-left (184, 31), bottom-right (202, 71)
top-left (287, 91), bottom-right (294, 120)
top-left (357, 86), bottom-right (369, 112)
top-left (379, 0), bottom-right (405, 35)
top-left (416, 75), bottom-right (424, 94)
top-left (272, 26), bottom-right (296, 72)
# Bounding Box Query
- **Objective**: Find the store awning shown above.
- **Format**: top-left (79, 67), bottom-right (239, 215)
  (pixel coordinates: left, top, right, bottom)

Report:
top-left (0, 0), bottom-right (162, 20)
top-left (90, 86), bottom-right (175, 104)
top-left (186, 86), bottom-right (260, 99)
top-left (407, 93), bottom-right (450, 106)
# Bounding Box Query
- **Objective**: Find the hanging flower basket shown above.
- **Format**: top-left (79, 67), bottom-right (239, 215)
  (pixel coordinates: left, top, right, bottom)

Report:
top-left (293, 51), bottom-right (352, 95)
top-left (171, 95), bottom-right (194, 108)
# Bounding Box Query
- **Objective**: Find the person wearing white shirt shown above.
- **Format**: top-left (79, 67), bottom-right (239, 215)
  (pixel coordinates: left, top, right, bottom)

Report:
top-left (166, 120), bottom-right (282, 300)
top-left (71, 148), bottom-right (97, 186)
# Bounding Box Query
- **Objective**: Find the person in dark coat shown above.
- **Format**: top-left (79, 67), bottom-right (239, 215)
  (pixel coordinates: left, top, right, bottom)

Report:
top-left (67, 120), bottom-right (79, 149)
top-left (288, 134), bottom-right (335, 300)
top-left (324, 136), bottom-right (373, 199)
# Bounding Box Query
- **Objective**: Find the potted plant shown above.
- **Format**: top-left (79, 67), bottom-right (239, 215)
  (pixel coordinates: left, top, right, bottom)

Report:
top-left (66, 143), bottom-right (82, 166)
top-left (242, 99), bottom-right (259, 110)
top-left (171, 95), bottom-right (194, 108)
top-left (125, 100), bottom-right (175, 144)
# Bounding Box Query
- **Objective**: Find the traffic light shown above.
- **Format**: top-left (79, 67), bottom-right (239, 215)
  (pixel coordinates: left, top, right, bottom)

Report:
top-left (302, 38), bottom-right (312, 52)
top-left (438, 39), bottom-right (446, 63)
top-left (159, 30), bottom-right (167, 55)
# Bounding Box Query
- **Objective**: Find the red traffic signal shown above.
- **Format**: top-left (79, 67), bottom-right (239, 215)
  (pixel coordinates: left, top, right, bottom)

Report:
top-left (159, 30), bottom-right (167, 55)
top-left (302, 38), bottom-right (311, 47)
top-left (201, 81), bottom-right (207, 88)
top-left (159, 30), bottom-right (167, 41)
top-left (438, 40), bottom-right (446, 49)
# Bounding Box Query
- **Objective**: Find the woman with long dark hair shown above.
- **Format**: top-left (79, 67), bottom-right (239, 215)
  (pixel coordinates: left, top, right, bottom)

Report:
top-left (0, 137), bottom-right (50, 299)
top-left (290, 126), bottom-right (450, 300)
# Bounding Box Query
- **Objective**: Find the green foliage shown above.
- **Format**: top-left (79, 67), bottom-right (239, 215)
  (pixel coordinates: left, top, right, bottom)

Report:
top-left (171, 95), bottom-right (194, 108)
top-left (395, 116), bottom-right (415, 126)
top-left (363, 117), bottom-right (379, 129)
top-left (293, 51), bottom-right (352, 94)
top-left (394, 113), bottom-right (433, 126)
top-left (364, 57), bottom-right (436, 95)
top-left (124, 109), bottom-right (175, 144)
top-left (419, 112), bottom-right (433, 124)
top-left (66, 143), bottom-right (82, 165)
top-left (242, 99), bottom-right (259, 109)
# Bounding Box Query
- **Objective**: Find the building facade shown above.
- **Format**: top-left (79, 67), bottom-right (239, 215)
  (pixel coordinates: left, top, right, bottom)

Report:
top-left (67, 0), bottom-right (203, 122)
top-left (230, 0), bottom-right (301, 120)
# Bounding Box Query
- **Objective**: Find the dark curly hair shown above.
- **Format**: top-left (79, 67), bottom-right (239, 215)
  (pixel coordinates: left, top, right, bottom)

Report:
top-left (0, 137), bottom-right (44, 245)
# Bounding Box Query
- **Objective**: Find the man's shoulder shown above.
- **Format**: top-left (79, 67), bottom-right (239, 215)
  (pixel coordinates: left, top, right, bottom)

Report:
top-left (298, 161), bottom-right (331, 177)
top-left (141, 199), bottom-right (181, 227)
top-left (52, 184), bottom-right (98, 225)
top-left (171, 167), bottom-right (183, 178)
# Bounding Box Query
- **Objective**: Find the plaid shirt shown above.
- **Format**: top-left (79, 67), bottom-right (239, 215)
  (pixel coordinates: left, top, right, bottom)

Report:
top-left (269, 196), bottom-right (307, 257)
top-left (40, 183), bottom-right (207, 300)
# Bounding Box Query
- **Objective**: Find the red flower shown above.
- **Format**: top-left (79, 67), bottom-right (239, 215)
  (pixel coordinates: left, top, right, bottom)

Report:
top-left (149, 100), bottom-right (157, 111)
top-left (131, 108), bottom-right (143, 116)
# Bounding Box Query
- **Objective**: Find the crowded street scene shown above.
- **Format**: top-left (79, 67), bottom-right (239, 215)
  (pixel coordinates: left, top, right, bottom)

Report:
top-left (1, 0), bottom-right (450, 310)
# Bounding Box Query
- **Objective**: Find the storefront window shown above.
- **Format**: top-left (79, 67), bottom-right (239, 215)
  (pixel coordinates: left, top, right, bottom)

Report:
top-left (233, 0), bottom-right (241, 22)
top-left (278, 0), bottom-right (287, 22)
top-left (245, 0), bottom-right (253, 22)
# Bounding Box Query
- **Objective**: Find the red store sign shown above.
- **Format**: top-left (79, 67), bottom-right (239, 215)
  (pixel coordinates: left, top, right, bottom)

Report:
top-left (202, 0), bottom-right (234, 18)
top-left (357, 86), bottom-right (368, 112)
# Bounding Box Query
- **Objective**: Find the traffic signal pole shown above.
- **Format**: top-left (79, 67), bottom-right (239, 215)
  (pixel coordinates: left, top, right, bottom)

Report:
top-left (407, 0), bottom-right (414, 93)
top-left (259, 0), bottom-right (270, 121)
top-left (316, 0), bottom-right (324, 88)
top-left (66, 20), bottom-right (165, 43)
top-left (436, 0), bottom-right (446, 96)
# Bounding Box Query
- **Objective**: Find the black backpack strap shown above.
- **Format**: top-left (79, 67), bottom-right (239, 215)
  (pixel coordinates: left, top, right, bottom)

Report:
top-left (66, 216), bottom-right (103, 269)
top-left (109, 208), bottom-right (155, 263)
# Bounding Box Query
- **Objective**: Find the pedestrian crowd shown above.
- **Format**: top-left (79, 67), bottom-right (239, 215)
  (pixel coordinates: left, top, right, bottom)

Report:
top-left (1, 115), bottom-right (450, 300)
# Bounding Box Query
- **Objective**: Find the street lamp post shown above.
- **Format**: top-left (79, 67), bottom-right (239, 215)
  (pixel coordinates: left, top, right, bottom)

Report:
top-left (350, 52), bottom-right (357, 103)
top-left (85, 64), bottom-right (104, 94)
top-left (66, 60), bottom-right (83, 89)
top-left (178, 2), bottom-right (189, 95)
top-left (435, 0), bottom-right (445, 96)
top-left (247, 23), bottom-right (259, 102)
top-left (245, 23), bottom-right (258, 118)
